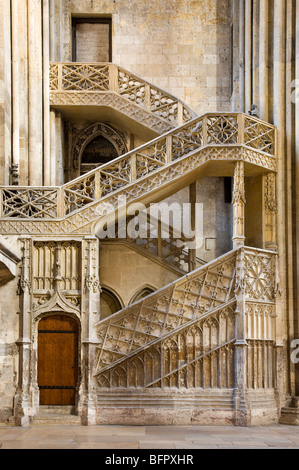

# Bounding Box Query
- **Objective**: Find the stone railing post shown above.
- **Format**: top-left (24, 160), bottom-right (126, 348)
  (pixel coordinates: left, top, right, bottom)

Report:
top-left (232, 161), bottom-right (246, 249)
top-left (263, 172), bottom-right (278, 250)
top-left (202, 115), bottom-right (208, 146)
top-left (233, 247), bottom-right (249, 426)
top-left (109, 63), bottom-right (119, 93)
top-left (130, 153), bottom-right (137, 182)
top-left (79, 236), bottom-right (101, 426)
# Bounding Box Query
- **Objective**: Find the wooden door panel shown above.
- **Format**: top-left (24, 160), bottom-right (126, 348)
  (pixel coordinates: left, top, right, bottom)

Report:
top-left (38, 315), bottom-right (78, 406)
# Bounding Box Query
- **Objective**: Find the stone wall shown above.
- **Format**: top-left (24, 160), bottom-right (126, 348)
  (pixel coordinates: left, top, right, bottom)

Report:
top-left (0, 236), bottom-right (21, 421)
top-left (58, 0), bottom-right (232, 115)
top-left (99, 242), bottom-right (179, 309)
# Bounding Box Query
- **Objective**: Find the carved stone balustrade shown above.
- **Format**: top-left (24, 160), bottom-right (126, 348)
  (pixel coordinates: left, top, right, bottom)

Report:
top-left (93, 246), bottom-right (278, 425)
top-left (0, 113), bottom-right (276, 238)
top-left (49, 62), bottom-right (195, 133)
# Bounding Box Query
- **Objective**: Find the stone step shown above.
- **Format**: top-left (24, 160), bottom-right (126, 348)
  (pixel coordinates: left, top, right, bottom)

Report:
top-left (33, 406), bottom-right (82, 425)
top-left (38, 405), bottom-right (76, 415)
top-left (33, 414), bottom-right (82, 425)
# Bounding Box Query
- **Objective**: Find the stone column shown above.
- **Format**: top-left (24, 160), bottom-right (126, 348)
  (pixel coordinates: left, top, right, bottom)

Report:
top-left (233, 247), bottom-right (249, 425)
top-left (49, 0), bottom-right (64, 62)
top-left (43, 0), bottom-right (51, 186)
top-left (14, 236), bottom-right (33, 426)
top-left (11, 0), bottom-right (20, 185)
top-left (238, 0), bottom-right (245, 112)
top-left (50, 109), bottom-right (56, 185)
top-left (259, 0), bottom-right (269, 121)
top-left (188, 182), bottom-right (197, 272)
top-left (80, 237), bottom-right (101, 426)
top-left (295, 0), bottom-right (299, 399)
top-left (232, 161), bottom-right (246, 249)
top-left (252, 0), bottom-right (259, 108)
top-left (244, 0), bottom-right (252, 113)
top-left (0, 0), bottom-right (12, 185)
top-left (28, 0), bottom-right (43, 186)
top-left (273, 0), bottom-right (288, 407)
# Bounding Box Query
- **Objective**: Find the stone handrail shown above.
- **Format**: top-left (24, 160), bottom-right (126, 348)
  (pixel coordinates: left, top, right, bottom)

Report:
top-left (94, 246), bottom-right (277, 389)
top-left (0, 113), bottom-right (276, 222)
top-left (49, 62), bottom-right (195, 127)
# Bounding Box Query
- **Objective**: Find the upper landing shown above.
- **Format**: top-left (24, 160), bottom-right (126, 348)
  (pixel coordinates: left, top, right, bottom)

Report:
top-left (49, 62), bottom-right (196, 137)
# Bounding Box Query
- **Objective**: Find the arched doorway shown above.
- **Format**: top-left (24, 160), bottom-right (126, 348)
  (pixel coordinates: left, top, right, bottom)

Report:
top-left (80, 134), bottom-right (119, 174)
top-left (38, 315), bottom-right (79, 406)
top-left (71, 123), bottom-right (128, 177)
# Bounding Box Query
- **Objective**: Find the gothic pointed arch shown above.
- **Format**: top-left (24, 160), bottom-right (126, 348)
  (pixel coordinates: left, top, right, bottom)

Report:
top-left (100, 286), bottom-right (124, 320)
top-left (72, 122), bottom-right (128, 174)
top-left (129, 285), bottom-right (156, 305)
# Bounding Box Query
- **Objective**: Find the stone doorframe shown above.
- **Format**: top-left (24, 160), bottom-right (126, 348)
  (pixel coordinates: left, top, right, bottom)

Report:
top-left (14, 236), bottom-right (101, 426)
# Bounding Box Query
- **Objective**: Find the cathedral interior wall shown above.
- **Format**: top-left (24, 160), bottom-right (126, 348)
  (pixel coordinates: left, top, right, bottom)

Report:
top-left (54, 0), bottom-right (232, 115)
top-left (0, 237), bottom-right (21, 420)
top-left (0, 0), bottom-right (297, 427)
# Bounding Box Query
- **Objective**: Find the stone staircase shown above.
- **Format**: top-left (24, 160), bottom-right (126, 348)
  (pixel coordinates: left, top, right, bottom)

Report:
top-left (94, 246), bottom-right (277, 390)
top-left (0, 65), bottom-right (279, 425)
top-left (0, 112), bottom-right (276, 237)
top-left (49, 62), bottom-right (196, 135)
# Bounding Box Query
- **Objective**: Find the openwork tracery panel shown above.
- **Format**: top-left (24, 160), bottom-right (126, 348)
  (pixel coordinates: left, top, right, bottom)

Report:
top-left (50, 63), bottom-right (195, 128)
top-left (243, 116), bottom-right (275, 155)
top-left (150, 87), bottom-right (179, 123)
top-left (0, 113), bottom-right (276, 234)
top-left (207, 115), bottom-right (239, 144)
top-left (135, 139), bottom-right (168, 179)
top-left (96, 303), bottom-right (236, 389)
top-left (61, 64), bottom-right (110, 91)
top-left (1, 188), bottom-right (58, 219)
top-left (132, 236), bottom-right (190, 272)
top-left (64, 174), bottom-right (96, 215)
top-left (94, 251), bottom-right (237, 374)
top-left (99, 157), bottom-right (132, 196)
top-left (171, 119), bottom-right (203, 161)
top-left (243, 249), bottom-right (277, 302)
top-left (118, 69), bottom-right (146, 107)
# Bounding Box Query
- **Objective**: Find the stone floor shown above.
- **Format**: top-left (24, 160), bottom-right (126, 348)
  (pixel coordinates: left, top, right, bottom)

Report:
top-left (0, 423), bottom-right (299, 449)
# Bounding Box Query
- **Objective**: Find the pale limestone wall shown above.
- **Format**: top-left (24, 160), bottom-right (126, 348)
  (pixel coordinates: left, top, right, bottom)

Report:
top-left (0, 277), bottom-right (19, 420)
top-left (245, 176), bottom-right (263, 249)
top-left (163, 178), bottom-right (233, 264)
top-left (196, 177), bottom-right (233, 261)
top-left (0, 0), bottom-right (11, 185)
top-left (59, 0), bottom-right (232, 115)
top-left (0, 236), bottom-right (21, 420)
top-left (99, 243), bottom-right (179, 308)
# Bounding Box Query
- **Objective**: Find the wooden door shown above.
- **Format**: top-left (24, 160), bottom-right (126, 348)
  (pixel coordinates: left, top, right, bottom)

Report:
top-left (38, 315), bottom-right (79, 406)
